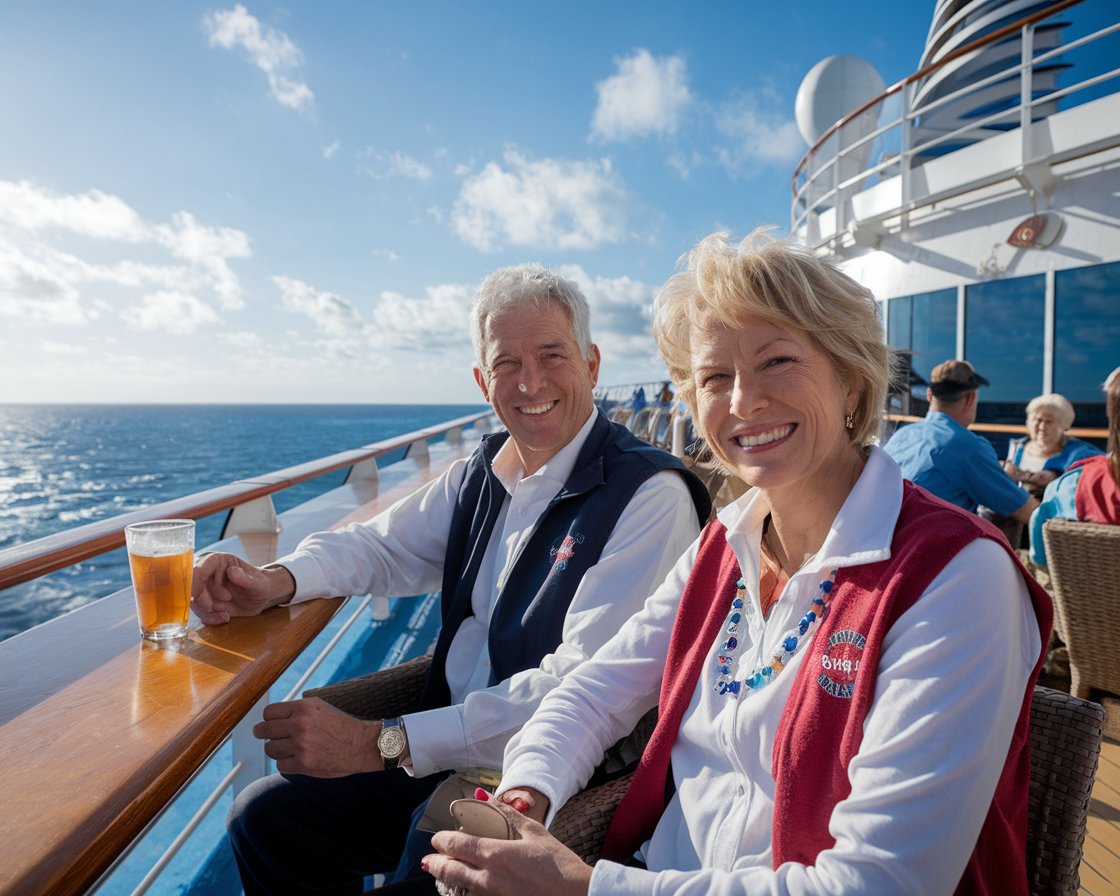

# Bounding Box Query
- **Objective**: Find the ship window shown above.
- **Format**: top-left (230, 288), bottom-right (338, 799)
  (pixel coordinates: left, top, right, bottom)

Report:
top-left (887, 289), bottom-right (956, 396)
top-left (1055, 261), bottom-right (1120, 429)
top-left (965, 275), bottom-right (1045, 404)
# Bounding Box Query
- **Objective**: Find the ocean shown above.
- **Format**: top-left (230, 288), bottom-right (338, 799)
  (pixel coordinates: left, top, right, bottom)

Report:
top-left (0, 403), bottom-right (488, 643)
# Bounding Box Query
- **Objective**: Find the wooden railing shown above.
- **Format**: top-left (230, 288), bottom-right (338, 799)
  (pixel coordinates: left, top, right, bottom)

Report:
top-left (0, 411), bottom-right (490, 593)
top-left (0, 412), bottom-right (492, 896)
top-left (884, 413), bottom-right (1108, 440)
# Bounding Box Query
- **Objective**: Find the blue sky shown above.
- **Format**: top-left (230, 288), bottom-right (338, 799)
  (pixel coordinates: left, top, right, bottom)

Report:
top-left (0, 1), bottom-right (935, 404)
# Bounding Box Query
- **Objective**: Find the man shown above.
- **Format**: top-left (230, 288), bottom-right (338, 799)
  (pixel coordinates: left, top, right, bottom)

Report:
top-left (191, 263), bottom-right (711, 895)
top-left (884, 359), bottom-right (1038, 523)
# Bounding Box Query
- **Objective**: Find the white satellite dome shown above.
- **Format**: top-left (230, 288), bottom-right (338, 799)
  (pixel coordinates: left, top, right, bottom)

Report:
top-left (795, 55), bottom-right (886, 146)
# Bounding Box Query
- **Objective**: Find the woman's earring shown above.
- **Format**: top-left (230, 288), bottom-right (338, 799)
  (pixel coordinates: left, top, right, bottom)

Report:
top-left (845, 411), bottom-right (855, 431)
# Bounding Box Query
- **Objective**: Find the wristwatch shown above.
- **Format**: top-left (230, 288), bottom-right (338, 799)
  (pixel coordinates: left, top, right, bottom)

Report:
top-left (377, 717), bottom-right (409, 769)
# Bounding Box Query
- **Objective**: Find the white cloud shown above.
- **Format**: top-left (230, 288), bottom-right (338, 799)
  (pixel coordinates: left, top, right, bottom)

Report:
top-left (203, 4), bottom-right (315, 113)
top-left (558, 263), bottom-right (658, 355)
top-left (153, 212), bottom-right (251, 309)
top-left (370, 283), bottom-right (474, 352)
top-left (452, 148), bottom-right (626, 252)
top-left (591, 50), bottom-right (692, 142)
top-left (714, 85), bottom-right (804, 174)
top-left (121, 291), bottom-right (220, 335)
top-left (0, 244), bottom-right (90, 325)
top-left (358, 149), bottom-right (433, 181)
top-left (219, 330), bottom-right (262, 349)
top-left (275, 275), bottom-right (365, 337)
top-left (0, 179), bottom-right (251, 323)
top-left (40, 340), bottom-right (86, 355)
top-left (372, 248), bottom-right (400, 262)
top-left (322, 141), bottom-right (341, 160)
top-left (0, 179), bottom-right (148, 241)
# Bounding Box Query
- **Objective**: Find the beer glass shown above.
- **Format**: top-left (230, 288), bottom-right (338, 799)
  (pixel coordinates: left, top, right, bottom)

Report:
top-left (124, 519), bottom-right (195, 641)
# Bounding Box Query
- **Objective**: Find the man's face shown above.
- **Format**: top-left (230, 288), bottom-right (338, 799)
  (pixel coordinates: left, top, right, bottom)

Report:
top-left (473, 302), bottom-right (600, 476)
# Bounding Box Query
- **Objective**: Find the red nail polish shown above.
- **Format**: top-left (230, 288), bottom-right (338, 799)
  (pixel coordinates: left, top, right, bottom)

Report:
top-left (511, 797), bottom-right (530, 814)
top-left (421, 861), bottom-right (430, 873)
top-left (474, 787), bottom-right (490, 801)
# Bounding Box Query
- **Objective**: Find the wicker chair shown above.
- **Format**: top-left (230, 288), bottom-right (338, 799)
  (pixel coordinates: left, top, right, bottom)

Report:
top-left (1042, 518), bottom-right (1120, 699)
top-left (1027, 686), bottom-right (1104, 895)
top-left (304, 655), bottom-right (654, 860)
top-left (308, 666), bottom-right (1104, 892)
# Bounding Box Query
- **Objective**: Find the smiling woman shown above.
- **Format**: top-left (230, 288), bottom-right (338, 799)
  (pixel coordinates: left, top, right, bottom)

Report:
top-left (414, 229), bottom-right (1053, 896)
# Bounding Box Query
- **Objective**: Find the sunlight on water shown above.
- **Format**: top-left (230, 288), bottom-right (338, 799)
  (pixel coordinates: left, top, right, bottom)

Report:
top-left (0, 403), bottom-right (486, 641)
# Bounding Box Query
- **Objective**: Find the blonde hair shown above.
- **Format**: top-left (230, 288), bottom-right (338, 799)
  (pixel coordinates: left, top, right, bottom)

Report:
top-left (1026, 393), bottom-right (1075, 431)
top-left (653, 229), bottom-right (891, 450)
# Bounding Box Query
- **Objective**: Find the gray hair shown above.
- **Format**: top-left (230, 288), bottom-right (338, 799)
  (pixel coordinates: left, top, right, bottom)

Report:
top-left (470, 264), bottom-right (593, 368)
top-left (1025, 393), bottom-right (1076, 430)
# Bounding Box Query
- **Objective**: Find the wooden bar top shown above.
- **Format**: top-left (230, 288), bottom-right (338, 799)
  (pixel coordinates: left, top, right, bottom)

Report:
top-left (0, 588), bottom-right (341, 896)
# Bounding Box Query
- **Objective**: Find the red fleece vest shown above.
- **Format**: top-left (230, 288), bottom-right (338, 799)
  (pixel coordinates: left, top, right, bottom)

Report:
top-left (602, 483), bottom-right (1052, 894)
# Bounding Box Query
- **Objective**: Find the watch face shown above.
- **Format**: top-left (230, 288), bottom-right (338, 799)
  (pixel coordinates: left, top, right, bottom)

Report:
top-left (379, 727), bottom-right (407, 758)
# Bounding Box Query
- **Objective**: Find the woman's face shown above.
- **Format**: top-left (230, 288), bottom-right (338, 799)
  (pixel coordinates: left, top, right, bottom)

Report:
top-left (690, 315), bottom-right (857, 500)
top-left (1028, 408), bottom-right (1066, 452)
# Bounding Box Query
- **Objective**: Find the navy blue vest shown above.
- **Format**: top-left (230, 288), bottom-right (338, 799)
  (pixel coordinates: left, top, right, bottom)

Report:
top-left (418, 409), bottom-right (711, 710)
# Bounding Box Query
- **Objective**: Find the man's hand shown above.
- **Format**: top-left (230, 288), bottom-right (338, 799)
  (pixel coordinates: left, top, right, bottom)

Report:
top-left (253, 697), bottom-right (385, 777)
top-left (191, 552), bottom-right (294, 625)
top-left (426, 800), bottom-right (591, 896)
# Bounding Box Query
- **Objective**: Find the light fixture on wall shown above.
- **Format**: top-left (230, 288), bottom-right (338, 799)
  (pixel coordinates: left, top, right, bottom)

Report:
top-left (1007, 212), bottom-right (1064, 249)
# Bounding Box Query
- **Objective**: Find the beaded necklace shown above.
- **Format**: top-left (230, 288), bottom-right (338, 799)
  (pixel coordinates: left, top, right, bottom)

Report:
top-left (713, 564), bottom-right (839, 697)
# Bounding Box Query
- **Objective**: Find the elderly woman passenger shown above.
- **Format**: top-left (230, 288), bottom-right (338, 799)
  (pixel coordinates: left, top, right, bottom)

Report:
top-left (1030, 367), bottom-right (1120, 568)
top-left (1003, 393), bottom-right (1102, 498)
top-left (418, 230), bottom-right (1052, 896)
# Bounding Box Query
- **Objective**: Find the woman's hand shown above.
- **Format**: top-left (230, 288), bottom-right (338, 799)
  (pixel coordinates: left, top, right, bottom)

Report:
top-left (425, 799), bottom-right (592, 896)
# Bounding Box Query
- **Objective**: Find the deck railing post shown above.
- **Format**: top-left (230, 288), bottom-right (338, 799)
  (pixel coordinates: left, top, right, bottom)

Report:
top-left (345, 457), bottom-right (380, 483)
top-left (222, 495), bottom-right (281, 538)
top-left (406, 438), bottom-right (430, 463)
top-left (231, 692), bottom-right (271, 797)
top-left (1020, 22), bottom-right (1035, 163)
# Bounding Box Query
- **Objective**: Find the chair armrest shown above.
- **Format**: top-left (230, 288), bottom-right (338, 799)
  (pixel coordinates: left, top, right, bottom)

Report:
top-left (304, 654), bottom-right (431, 720)
top-left (550, 772), bottom-right (634, 865)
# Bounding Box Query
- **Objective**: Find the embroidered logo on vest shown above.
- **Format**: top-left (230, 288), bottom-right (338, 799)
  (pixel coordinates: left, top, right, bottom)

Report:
top-left (816, 628), bottom-right (865, 699)
top-left (550, 533), bottom-right (585, 571)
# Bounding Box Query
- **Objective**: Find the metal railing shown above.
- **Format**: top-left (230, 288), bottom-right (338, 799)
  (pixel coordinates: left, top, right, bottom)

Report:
top-left (791, 0), bottom-right (1120, 242)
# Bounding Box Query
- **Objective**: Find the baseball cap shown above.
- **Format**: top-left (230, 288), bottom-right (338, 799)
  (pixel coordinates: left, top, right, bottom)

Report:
top-left (928, 359), bottom-right (990, 399)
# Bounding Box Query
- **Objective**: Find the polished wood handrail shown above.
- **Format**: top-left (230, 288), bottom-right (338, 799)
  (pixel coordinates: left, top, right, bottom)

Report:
top-left (0, 424), bottom-right (485, 896)
top-left (790, 0), bottom-right (1084, 190)
top-left (884, 413), bottom-right (1108, 439)
top-left (0, 411), bottom-right (489, 592)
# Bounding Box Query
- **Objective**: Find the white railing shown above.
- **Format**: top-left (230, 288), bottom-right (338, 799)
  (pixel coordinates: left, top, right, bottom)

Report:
top-left (791, 0), bottom-right (1120, 244)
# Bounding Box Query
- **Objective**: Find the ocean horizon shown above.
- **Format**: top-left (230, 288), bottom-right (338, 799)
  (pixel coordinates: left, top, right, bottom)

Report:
top-left (0, 403), bottom-right (488, 642)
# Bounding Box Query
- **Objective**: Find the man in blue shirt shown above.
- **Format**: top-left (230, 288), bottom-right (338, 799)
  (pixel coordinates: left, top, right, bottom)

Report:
top-left (884, 359), bottom-right (1038, 523)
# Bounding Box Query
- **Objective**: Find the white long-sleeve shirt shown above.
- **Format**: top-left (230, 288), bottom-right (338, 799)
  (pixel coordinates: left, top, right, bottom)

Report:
top-left (501, 447), bottom-right (1040, 896)
top-left (279, 411), bottom-right (702, 777)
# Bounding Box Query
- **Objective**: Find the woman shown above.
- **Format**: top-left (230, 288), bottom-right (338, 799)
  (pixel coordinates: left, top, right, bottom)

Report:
top-left (1002, 393), bottom-right (1102, 498)
top-left (1030, 367), bottom-right (1120, 568)
top-left (421, 231), bottom-right (1051, 895)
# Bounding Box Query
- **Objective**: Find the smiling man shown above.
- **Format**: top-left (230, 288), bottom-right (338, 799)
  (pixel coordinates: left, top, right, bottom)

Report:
top-left (191, 263), bottom-right (711, 896)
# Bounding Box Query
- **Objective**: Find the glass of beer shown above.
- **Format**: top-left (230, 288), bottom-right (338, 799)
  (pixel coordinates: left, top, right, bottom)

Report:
top-left (124, 519), bottom-right (195, 641)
